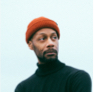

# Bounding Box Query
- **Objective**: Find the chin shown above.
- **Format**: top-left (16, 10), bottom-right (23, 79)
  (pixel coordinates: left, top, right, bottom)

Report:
top-left (37, 55), bottom-right (58, 63)
top-left (43, 56), bottom-right (58, 63)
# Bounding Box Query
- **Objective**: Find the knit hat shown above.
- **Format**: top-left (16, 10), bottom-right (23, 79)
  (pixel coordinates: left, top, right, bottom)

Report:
top-left (25, 16), bottom-right (60, 43)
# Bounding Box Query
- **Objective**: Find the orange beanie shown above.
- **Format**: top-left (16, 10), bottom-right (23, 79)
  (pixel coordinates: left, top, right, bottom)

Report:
top-left (25, 16), bottom-right (60, 43)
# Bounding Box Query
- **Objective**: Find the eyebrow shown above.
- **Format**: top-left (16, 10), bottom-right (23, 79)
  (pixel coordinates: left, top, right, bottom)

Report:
top-left (37, 32), bottom-right (57, 35)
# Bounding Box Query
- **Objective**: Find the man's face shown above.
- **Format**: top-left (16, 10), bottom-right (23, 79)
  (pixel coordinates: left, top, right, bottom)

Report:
top-left (28, 28), bottom-right (59, 64)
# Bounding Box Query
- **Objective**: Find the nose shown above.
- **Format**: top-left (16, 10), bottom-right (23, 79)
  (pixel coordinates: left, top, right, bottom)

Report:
top-left (46, 38), bottom-right (54, 48)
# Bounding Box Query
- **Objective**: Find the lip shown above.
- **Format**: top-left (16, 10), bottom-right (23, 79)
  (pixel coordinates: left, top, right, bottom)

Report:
top-left (46, 52), bottom-right (56, 55)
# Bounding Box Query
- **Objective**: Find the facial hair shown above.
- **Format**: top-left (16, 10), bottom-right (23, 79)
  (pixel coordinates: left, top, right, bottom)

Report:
top-left (32, 44), bottom-right (58, 64)
top-left (38, 48), bottom-right (58, 63)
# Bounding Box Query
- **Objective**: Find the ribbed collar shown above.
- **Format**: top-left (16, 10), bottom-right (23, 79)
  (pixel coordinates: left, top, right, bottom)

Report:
top-left (35, 60), bottom-right (65, 76)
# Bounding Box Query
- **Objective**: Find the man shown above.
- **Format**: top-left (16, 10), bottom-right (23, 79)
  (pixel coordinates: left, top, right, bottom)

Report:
top-left (15, 17), bottom-right (91, 92)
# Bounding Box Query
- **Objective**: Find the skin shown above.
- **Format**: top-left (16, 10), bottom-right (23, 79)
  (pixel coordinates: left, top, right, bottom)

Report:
top-left (28, 28), bottom-right (59, 64)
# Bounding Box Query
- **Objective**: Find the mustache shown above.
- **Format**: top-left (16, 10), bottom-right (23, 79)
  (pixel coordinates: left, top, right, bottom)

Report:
top-left (43, 49), bottom-right (57, 55)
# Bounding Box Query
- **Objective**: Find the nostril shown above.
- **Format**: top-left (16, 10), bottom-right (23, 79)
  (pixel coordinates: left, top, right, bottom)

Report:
top-left (47, 44), bottom-right (54, 47)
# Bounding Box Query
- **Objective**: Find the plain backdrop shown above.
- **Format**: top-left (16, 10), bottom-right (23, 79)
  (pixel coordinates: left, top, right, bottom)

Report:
top-left (1, 0), bottom-right (93, 92)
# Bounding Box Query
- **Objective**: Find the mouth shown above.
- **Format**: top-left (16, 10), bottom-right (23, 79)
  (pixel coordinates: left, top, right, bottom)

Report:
top-left (45, 52), bottom-right (56, 56)
top-left (43, 49), bottom-right (57, 57)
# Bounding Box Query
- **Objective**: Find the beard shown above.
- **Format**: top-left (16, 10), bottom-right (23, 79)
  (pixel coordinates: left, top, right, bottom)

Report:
top-left (32, 44), bottom-right (58, 63)
top-left (37, 48), bottom-right (58, 63)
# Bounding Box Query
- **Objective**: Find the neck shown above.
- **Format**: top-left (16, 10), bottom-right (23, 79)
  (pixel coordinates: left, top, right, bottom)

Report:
top-left (35, 60), bottom-right (65, 76)
top-left (38, 58), bottom-right (58, 65)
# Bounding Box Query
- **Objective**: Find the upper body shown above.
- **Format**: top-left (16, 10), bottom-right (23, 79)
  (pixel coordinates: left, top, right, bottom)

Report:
top-left (15, 60), bottom-right (91, 92)
top-left (15, 17), bottom-right (92, 92)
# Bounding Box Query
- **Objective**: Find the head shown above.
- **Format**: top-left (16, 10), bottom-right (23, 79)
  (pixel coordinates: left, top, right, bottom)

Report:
top-left (26, 17), bottom-right (60, 64)
top-left (28, 28), bottom-right (59, 64)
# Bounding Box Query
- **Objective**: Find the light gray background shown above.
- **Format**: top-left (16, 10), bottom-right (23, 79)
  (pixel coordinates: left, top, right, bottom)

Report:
top-left (1, 0), bottom-right (93, 92)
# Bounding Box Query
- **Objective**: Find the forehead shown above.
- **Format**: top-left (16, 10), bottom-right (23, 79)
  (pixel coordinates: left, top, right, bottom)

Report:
top-left (35, 28), bottom-right (57, 36)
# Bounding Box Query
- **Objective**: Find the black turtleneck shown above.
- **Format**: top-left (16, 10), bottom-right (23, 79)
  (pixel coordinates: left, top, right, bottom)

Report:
top-left (36, 60), bottom-right (65, 76)
top-left (15, 60), bottom-right (91, 92)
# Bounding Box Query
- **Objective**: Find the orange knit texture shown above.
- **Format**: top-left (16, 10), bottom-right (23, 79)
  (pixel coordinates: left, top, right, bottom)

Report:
top-left (25, 17), bottom-right (60, 43)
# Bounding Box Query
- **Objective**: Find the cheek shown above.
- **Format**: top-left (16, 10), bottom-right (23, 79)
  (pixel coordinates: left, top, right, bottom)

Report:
top-left (57, 44), bottom-right (59, 52)
top-left (34, 45), bottom-right (44, 55)
top-left (55, 41), bottom-right (59, 51)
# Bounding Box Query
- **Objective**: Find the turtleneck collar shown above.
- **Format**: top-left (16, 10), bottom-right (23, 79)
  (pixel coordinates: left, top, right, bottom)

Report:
top-left (35, 60), bottom-right (65, 76)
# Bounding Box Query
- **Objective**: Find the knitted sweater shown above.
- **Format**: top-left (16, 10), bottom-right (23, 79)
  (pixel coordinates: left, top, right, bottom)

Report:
top-left (15, 60), bottom-right (91, 92)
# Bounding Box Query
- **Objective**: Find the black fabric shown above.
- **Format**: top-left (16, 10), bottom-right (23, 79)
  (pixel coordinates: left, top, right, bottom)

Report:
top-left (15, 60), bottom-right (91, 92)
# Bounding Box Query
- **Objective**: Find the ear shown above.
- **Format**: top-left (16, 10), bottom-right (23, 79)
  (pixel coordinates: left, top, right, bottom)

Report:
top-left (28, 41), bottom-right (34, 50)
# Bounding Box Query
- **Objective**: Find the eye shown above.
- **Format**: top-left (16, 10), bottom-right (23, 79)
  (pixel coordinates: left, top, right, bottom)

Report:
top-left (52, 36), bottom-right (57, 39)
top-left (39, 38), bottom-right (45, 40)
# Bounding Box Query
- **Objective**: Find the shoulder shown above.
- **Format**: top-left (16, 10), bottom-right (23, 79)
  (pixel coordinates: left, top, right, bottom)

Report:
top-left (61, 64), bottom-right (91, 85)
top-left (69, 68), bottom-right (91, 83)
top-left (62, 64), bottom-right (91, 78)
top-left (14, 74), bottom-right (36, 92)
top-left (70, 70), bottom-right (91, 91)
top-left (63, 65), bottom-right (92, 92)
